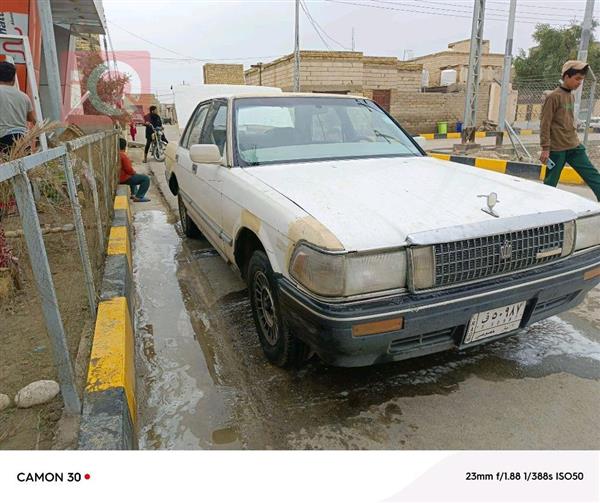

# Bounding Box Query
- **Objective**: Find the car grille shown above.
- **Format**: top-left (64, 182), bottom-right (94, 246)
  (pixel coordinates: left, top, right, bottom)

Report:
top-left (434, 223), bottom-right (565, 287)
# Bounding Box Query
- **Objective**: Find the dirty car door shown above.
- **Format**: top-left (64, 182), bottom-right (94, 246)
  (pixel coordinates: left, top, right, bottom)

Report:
top-left (192, 99), bottom-right (228, 248)
top-left (176, 101), bottom-right (211, 218)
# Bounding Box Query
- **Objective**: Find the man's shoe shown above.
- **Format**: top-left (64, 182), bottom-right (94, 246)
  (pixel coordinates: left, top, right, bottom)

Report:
top-left (133, 196), bottom-right (151, 202)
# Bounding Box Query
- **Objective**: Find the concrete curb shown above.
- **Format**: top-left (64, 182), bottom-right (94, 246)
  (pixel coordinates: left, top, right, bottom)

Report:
top-left (418, 129), bottom-right (535, 140)
top-left (429, 153), bottom-right (585, 185)
top-left (79, 185), bottom-right (137, 450)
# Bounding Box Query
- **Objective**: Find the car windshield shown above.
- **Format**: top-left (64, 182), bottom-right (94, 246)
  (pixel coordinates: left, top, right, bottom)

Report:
top-left (233, 96), bottom-right (422, 166)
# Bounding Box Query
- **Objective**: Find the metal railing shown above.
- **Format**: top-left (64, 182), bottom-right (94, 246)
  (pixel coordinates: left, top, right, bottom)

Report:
top-left (513, 71), bottom-right (598, 147)
top-left (0, 130), bottom-right (119, 414)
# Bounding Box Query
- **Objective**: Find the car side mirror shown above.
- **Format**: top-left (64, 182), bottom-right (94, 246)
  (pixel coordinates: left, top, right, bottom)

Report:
top-left (414, 136), bottom-right (426, 150)
top-left (189, 144), bottom-right (222, 164)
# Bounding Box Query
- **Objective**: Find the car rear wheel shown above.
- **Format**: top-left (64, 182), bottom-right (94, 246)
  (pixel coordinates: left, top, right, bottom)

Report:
top-left (248, 250), bottom-right (309, 368)
top-left (178, 194), bottom-right (201, 238)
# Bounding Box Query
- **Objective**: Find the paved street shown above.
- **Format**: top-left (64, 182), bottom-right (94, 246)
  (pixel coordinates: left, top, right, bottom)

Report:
top-left (128, 129), bottom-right (600, 450)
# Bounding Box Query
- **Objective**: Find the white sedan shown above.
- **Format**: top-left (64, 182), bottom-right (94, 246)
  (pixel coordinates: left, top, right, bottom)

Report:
top-left (165, 91), bottom-right (600, 367)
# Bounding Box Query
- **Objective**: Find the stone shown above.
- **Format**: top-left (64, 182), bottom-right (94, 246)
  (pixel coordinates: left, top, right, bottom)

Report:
top-left (0, 394), bottom-right (11, 411)
top-left (15, 380), bottom-right (60, 408)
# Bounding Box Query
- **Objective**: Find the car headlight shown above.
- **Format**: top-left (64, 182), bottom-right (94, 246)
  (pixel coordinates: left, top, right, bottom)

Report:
top-left (289, 243), bottom-right (407, 297)
top-left (575, 214), bottom-right (600, 251)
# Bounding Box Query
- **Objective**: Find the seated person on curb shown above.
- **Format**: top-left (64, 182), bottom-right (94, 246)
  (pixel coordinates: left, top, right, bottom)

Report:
top-left (119, 138), bottom-right (151, 202)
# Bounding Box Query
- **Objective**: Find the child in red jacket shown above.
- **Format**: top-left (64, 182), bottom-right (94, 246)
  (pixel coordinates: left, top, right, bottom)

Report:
top-left (119, 138), bottom-right (150, 202)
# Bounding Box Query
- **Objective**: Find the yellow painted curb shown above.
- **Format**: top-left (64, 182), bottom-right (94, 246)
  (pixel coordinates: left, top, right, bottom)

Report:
top-left (474, 131), bottom-right (486, 138)
top-left (86, 297), bottom-right (136, 423)
top-left (114, 194), bottom-right (132, 223)
top-left (474, 157), bottom-right (507, 173)
top-left (520, 129), bottom-right (534, 135)
top-left (446, 132), bottom-right (461, 139)
top-left (430, 153), bottom-right (451, 161)
top-left (421, 133), bottom-right (435, 140)
top-left (539, 165), bottom-right (585, 184)
top-left (108, 226), bottom-right (132, 270)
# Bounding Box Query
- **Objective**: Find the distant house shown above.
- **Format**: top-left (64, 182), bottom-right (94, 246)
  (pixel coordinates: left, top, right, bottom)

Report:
top-left (125, 93), bottom-right (159, 122)
top-left (409, 39), bottom-right (505, 88)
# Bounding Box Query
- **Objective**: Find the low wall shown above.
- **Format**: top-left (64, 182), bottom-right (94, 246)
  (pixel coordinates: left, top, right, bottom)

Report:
top-left (78, 185), bottom-right (137, 450)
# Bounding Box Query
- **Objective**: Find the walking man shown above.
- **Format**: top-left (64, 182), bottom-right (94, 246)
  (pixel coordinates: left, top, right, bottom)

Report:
top-left (0, 61), bottom-right (36, 154)
top-left (540, 60), bottom-right (600, 200)
top-left (119, 138), bottom-right (151, 202)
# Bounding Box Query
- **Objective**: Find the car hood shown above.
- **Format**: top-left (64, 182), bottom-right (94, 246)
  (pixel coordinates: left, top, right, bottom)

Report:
top-left (244, 156), bottom-right (600, 251)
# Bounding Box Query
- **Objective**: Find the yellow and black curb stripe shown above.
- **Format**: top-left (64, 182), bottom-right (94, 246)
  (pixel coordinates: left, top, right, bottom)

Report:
top-left (429, 153), bottom-right (584, 185)
top-left (79, 185), bottom-right (137, 450)
top-left (418, 130), bottom-right (535, 140)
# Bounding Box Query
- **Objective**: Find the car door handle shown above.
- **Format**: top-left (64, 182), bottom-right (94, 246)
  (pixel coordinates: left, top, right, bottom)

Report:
top-left (192, 163), bottom-right (198, 174)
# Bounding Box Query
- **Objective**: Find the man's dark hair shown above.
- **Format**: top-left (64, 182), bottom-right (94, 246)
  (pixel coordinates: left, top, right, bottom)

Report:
top-left (563, 65), bottom-right (589, 78)
top-left (119, 137), bottom-right (127, 150)
top-left (0, 61), bottom-right (17, 83)
top-left (149, 105), bottom-right (157, 112)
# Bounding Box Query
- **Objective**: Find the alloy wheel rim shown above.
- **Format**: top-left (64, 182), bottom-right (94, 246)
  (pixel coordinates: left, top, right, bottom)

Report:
top-left (254, 271), bottom-right (278, 345)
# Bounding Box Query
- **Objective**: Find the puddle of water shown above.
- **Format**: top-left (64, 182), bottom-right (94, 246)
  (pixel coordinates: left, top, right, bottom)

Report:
top-left (133, 210), bottom-right (241, 449)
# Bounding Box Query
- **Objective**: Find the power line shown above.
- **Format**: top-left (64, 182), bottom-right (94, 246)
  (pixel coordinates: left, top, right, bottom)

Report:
top-left (370, 0), bottom-right (584, 22)
top-left (324, 0), bottom-right (579, 25)
top-left (300, 1), bottom-right (333, 49)
top-left (106, 19), bottom-right (284, 63)
top-left (301, 0), bottom-right (352, 50)
top-left (415, 0), bottom-right (584, 20)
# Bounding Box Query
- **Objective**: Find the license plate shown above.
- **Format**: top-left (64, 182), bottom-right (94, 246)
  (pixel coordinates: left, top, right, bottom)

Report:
top-left (464, 301), bottom-right (526, 344)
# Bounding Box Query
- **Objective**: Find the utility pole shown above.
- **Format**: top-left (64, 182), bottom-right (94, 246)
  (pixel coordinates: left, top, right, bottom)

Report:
top-left (462, 0), bottom-right (486, 144)
top-left (37, 0), bottom-right (62, 122)
top-left (352, 27), bottom-right (355, 51)
top-left (294, 0), bottom-right (300, 92)
top-left (574, 0), bottom-right (595, 121)
top-left (496, 0), bottom-right (516, 147)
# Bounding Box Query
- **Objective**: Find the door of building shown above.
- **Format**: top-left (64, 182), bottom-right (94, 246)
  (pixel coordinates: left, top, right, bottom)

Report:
top-left (372, 89), bottom-right (391, 112)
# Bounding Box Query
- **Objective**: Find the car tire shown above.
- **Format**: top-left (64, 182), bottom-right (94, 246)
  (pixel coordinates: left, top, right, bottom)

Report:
top-left (248, 250), bottom-right (309, 368)
top-left (178, 194), bottom-right (202, 238)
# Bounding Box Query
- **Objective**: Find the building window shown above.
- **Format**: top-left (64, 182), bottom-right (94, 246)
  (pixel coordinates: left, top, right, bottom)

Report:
top-left (372, 89), bottom-right (391, 112)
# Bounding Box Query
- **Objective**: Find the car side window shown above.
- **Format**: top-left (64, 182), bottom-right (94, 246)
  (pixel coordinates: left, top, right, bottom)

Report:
top-left (201, 102), bottom-right (228, 155)
top-left (183, 103), bottom-right (210, 149)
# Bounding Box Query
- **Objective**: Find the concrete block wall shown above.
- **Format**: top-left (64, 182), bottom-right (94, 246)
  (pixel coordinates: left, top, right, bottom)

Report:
top-left (390, 84), bottom-right (492, 134)
top-left (203, 64), bottom-right (245, 85)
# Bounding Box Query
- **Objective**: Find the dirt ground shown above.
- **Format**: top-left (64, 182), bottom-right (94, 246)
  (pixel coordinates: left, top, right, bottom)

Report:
top-left (0, 160), bottom-right (108, 450)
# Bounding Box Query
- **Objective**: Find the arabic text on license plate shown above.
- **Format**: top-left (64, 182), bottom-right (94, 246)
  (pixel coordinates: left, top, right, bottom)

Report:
top-left (464, 301), bottom-right (526, 344)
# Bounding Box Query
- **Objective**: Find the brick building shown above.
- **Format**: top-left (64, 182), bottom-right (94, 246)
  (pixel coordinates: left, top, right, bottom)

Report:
top-left (204, 63), bottom-right (245, 85)
top-left (244, 51), bottom-right (422, 112)
top-left (410, 39), bottom-right (505, 87)
top-left (242, 50), bottom-right (494, 133)
top-left (125, 93), bottom-right (159, 121)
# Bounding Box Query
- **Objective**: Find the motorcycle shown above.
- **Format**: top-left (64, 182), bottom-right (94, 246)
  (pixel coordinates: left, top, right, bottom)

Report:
top-left (150, 125), bottom-right (167, 162)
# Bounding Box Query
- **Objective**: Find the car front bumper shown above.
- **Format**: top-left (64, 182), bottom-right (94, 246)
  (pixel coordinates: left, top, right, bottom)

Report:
top-left (277, 248), bottom-right (600, 367)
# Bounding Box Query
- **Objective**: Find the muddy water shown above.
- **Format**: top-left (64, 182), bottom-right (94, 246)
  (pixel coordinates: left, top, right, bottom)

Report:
top-left (134, 210), bottom-right (242, 449)
top-left (134, 207), bottom-right (600, 450)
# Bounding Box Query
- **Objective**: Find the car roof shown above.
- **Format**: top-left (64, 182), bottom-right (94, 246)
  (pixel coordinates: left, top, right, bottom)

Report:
top-left (227, 92), bottom-right (366, 100)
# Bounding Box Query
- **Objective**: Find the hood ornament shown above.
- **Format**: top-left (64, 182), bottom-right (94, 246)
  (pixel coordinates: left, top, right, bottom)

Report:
top-left (478, 192), bottom-right (500, 218)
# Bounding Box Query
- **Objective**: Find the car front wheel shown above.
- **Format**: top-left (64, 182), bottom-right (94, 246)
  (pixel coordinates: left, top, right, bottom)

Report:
top-left (247, 250), bottom-right (308, 368)
top-left (178, 194), bottom-right (201, 238)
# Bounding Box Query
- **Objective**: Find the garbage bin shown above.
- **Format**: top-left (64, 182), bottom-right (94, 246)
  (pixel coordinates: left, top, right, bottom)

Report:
top-left (455, 121), bottom-right (463, 133)
top-left (437, 121), bottom-right (448, 135)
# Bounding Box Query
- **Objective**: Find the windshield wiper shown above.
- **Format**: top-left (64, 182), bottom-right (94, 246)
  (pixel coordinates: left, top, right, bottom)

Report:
top-left (373, 129), bottom-right (399, 143)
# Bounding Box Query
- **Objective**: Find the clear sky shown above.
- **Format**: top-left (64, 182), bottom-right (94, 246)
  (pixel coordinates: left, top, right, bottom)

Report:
top-left (102, 0), bottom-right (599, 101)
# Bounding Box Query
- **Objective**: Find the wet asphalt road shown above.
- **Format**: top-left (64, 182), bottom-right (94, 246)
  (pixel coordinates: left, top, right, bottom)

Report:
top-left (131, 155), bottom-right (600, 450)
